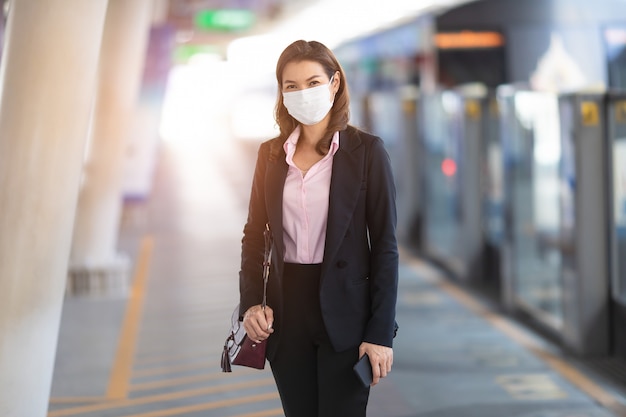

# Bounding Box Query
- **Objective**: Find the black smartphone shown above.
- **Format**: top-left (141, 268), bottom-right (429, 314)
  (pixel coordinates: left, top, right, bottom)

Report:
top-left (353, 353), bottom-right (373, 387)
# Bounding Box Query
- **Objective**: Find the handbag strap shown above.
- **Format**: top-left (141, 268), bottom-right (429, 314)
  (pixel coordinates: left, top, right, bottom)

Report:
top-left (262, 223), bottom-right (272, 309)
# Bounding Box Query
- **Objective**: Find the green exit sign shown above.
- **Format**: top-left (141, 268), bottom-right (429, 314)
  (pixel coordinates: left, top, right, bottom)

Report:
top-left (194, 9), bottom-right (255, 31)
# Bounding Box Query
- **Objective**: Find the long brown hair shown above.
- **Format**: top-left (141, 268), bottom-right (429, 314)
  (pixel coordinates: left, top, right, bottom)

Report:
top-left (274, 40), bottom-right (350, 155)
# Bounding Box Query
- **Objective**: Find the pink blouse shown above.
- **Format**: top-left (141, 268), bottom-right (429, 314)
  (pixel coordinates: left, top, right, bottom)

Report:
top-left (282, 126), bottom-right (340, 264)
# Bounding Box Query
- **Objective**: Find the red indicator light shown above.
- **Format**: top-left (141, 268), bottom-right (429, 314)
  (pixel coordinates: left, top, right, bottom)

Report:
top-left (441, 158), bottom-right (457, 177)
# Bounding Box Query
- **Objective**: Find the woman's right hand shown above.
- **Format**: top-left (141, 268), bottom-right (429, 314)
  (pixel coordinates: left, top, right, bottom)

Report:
top-left (243, 304), bottom-right (274, 343)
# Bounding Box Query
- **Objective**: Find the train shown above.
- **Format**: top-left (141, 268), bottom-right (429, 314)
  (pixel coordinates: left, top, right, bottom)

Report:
top-left (334, 0), bottom-right (626, 366)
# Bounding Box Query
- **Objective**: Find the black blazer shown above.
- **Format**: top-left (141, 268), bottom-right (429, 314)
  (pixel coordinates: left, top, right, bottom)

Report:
top-left (239, 125), bottom-right (398, 360)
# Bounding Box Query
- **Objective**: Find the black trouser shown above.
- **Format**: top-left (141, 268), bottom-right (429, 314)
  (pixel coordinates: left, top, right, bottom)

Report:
top-left (270, 263), bottom-right (370, 417)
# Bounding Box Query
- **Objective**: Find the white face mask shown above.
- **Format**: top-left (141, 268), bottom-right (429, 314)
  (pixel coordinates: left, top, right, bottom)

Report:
top-left (282, 76), bottom-right (334, 125)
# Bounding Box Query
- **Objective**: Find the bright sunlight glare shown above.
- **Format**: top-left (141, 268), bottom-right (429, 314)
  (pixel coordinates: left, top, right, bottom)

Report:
top-left (159, 52), bottom-right (278, 153)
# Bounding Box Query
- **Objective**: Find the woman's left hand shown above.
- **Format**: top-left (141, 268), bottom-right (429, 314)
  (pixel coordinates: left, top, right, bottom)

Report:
top-left (358, 342), bottom-right (393, 386)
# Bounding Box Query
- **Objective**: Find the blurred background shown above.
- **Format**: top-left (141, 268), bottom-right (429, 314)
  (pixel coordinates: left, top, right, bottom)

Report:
top-left (2, 0), bottom-right (626, 416)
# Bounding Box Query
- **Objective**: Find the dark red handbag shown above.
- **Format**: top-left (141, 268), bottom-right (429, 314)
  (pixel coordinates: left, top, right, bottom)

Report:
top-left (221, 224), bottom-right (272, 372)
top-left (221, 308), bottom-right (267, 371)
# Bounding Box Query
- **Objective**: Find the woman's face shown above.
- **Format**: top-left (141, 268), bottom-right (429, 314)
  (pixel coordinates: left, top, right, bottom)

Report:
top-left (281, 60), bottom-right (339, 95)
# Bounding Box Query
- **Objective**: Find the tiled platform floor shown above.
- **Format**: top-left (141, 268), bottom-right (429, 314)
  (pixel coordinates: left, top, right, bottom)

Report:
top-left (48, 138), bottom-right (626, 417)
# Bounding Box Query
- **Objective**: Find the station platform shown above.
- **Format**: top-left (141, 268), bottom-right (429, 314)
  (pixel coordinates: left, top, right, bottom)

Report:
top-left (47, 138), bottom-right (626, 417)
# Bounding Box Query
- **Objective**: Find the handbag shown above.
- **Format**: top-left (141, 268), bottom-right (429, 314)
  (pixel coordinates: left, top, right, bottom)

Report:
top-left (221, 223), bottom-right (273, 372)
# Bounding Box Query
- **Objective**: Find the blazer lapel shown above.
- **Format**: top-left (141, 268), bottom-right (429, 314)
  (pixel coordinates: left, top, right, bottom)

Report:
top-left (265, 147), bottom-right (288, 257)
top-left (323, 129), bottom-right (364, 276)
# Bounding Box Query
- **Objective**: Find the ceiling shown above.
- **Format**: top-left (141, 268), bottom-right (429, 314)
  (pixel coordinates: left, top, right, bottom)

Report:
top-left (164, 0), bottom-right (476, 57)
top-left (165, 0), bottom-right (318, 50)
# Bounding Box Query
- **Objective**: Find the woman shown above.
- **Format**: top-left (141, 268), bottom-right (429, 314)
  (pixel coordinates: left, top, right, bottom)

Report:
top-left (238, 40), bottom-right (398, 417)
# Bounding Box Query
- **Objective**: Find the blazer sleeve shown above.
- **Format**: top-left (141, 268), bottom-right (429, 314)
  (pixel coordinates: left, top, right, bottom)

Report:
top-left (238, 141), bottom-right (271, 318)
top-left (364, 136), bottom-right (399, 347)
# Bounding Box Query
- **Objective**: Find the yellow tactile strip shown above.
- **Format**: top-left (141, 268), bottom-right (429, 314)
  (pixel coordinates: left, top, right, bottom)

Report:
top-left (401, 251), bottom-right (626, 416)
top-left (107, 236), bottom-right (154, 400)
top-left (49, 235), bottom-right (284, 417)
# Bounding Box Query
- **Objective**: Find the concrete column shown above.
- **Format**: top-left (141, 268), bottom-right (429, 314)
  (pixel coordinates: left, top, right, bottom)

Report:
top-left (152, 0), bottom-right (169, 24)
top-left (0, 3), bottom-right (6, 61)
top-left (68, 0), bottom-right (153, 296)
top-left (0, 1), bottom-right (108, 416)
top-left (122, 23), bottom-right (174, 200)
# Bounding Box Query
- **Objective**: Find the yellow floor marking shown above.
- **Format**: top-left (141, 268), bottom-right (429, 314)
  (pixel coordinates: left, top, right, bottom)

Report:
top-left (137, 320), bottom-right (226, 336)
top-left (138, 313), bottom-right (218, 326)
top-left (118, 394), bottom-right (280, 417)
top-left (228, 408), bottom-right (285, 417)
top-left (107, 236), bottom-right (154, 399)
top-left (47, 378), bottom-right (276, 417)
top-left (134, 348), bottom-right (211, 366)
top-left (132, 362), bottom-right (213, 378)
top-left (496, 374), bottom-right (568, 400)
top-left (401, 253), bottom-right (626, 416)
top-left (130, 369), bottom-right (258, 392)
top-left (532, 349), bottom-right (626, 414)
top-left (134, 339), bottom-right (217, 358)
top-left (483, 304), bottom-right (626, 414)
top-left (48, 397), bottom-right (107, 404)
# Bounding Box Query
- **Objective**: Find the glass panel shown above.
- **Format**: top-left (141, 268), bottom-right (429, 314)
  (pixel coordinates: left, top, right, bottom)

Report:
top-left (508, 92), bottom-right (564, 326)
top-left (479, 95), bottom-right (504, 292)
top-left (369, 91), bottom-right (402, 146)
top-left (368, 91), bottom-right (407, 225)
top-left (482, 96), bottom-right (504, 247)
top-left (604, 27), bottom-right (626, 90)
top-left (558, 100), bottom-right (576, 247)
top-left (611, 99), bottom-right (626, 302)
top-left (422, 92), bottom-right (464, 262)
